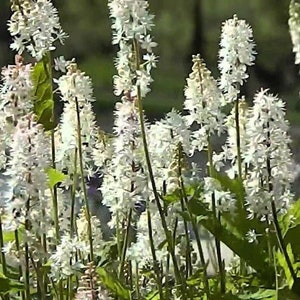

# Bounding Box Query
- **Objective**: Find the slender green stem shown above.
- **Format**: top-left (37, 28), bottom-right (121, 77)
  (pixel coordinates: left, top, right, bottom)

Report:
top-left (146, 207), bottom-right (164, 299)
top-left (180, 181), bottom-right (210, 296)
top-left (0, 215), bottom-right (10, 300)
top-left (271, 201), bottom-right (296, 280)
top-left (29, 251), bottom-right (46, 300)
top-left (273, 247), bottom-right (279, 300)
top-left (70, 147), bottom-right (78, 238)
top-left (175, 146), bottom-right (192, 278)
top-left (14, 230), bottom-right (25, 300)
top-left (265, 128), bottom-right (296, 282)
top-left (207, 135), bottom-right (225, 294)
top-left (0, 215), bottom-right (7, 277)
top-left (234, 98), bottom-right (242, 179)
top-left (74, 96), bottom-right (94, 261)
top-left (135, 263), bottom-right (141, 300)
top-left (133, 39), bottom-right (185, 294)
top-left (118, 209), bottom-right (133, 278)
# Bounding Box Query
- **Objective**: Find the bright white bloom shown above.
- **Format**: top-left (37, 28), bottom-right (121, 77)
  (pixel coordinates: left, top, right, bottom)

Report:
top-left (109, 0), bottom-right (157, 98)
top-left (128, 203), bottom-right (185, 270)
top-left (55, 63), bottom-right (98, 183)
top-left (289, 0), bottom-right (300, 65)
top-left (203, 177), bottom-right (236, 213)
top-left (8, 0), bottom-right (67, 60)
top-left (245, 229), bottom-right (261, 244)
top-left (213, 98), bottom-right (249, 178)
top-left (0, 56), bottom-right (33, 168)
top-left (184, 55), bottom-right (225, 154)
top-left (244, 90), bottom-right (296, 220)
top-left (101, 99), bottom-right (149, 228)
top-left (50, 234), bottom-right (89, 279)
top-left (218, 15), bottom-right (255, 102)
top-left (109, 0), bottom-right (155, 45)
top-left (76, 209), bottom-right (103, 255)
top-left (148, 110), bottom-right (191, 194)
top-left (4, 114), bottom-right (51, 233)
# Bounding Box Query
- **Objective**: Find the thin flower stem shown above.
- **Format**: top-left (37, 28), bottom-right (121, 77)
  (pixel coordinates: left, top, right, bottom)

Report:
top-left (28, 251), bottom-right (46, 300)
top-left (266, 127), bottom-right (296, 282)
top-left (0, 215), bottom-right (7, 277)
top-left (0, 215), bottom-right (10, 300)
top-left (133, 38), bottom-right (186, 294)
top-left (118, 209), bottom-right (133, 278)
top-left (207, 135), bottom-right (226, 294)
top-left (179, 172), bottom-right (210, 296)
top-left (74, 96), bottom-right (94, 262)
top-left (234, 98), bottom-right (243, 179)
top-left (146, 207), bottom-right (164, 299)
top-left (14, 230), bottom-right (25, 300)
top-left (135, 263), bottom-right (141, 300)
top-left (70, 147), bottom-right (79, 237)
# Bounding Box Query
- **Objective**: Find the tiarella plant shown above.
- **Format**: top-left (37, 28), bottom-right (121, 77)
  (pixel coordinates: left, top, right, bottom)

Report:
top-left (1, 0), bottom-right (300, 299)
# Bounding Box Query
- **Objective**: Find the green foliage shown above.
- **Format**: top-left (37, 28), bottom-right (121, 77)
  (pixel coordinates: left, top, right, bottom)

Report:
top-left (31, 54), bottom-right (55, 130)
top-left (0, 271), bottom-right (25, 295)
top-left (96, 267), bottom-right (131, 300)
top-left (46, 168), bottom-right (67, 189)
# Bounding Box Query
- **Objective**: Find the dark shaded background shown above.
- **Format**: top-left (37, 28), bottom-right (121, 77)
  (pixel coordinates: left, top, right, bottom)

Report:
top-left (1, 0), bottom-right (300, 123)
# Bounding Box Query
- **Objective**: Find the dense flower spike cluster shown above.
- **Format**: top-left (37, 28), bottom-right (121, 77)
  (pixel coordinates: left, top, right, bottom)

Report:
top-left (56, 63), bottom-right (98, 181)
top-left (289, 0), bottom-right (300, 65)
top-left (213, 98), bottom-right (249, 178)
top-left (5, 114), bottom-right (51, 231)
top-left (244, 90), bottom-right (296, 220)
top-left (184, 54), bottom-right (225, 152)
top-left (0, 56), bottom-right (33, 169)
top-left (101, 99), bottom-right (149, 228)
top-left (218, 15), bottom-right (255, 102)
top-left (147, 110), bottom-right (191, 193)
top-left (8, 0), bottom-right (67, 60)
top-left (109, 0), bottom-right (158, 98)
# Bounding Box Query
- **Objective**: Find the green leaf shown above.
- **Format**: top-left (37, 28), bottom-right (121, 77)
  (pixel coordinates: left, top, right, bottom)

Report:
top-left (238, 288), bottom-right (275, 299)
top-left (188, 198), bottom-right (274, 282)
top-left (0, 272), bottom-right (25, 294)
top-left (96, 267), bottom-right (131, 299)
top-left (31, 54), bottom-right (55, 130)
top-left (46, 168), bottom-right (67, 188)
top-left (276, 244), bottom-right (295, 289)
top-left (145, 290), bottom-right (160, 300)
top-left (3, 225), bottom-right (25, 243)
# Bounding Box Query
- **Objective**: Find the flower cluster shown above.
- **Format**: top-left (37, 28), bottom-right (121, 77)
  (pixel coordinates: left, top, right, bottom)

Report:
top-left (109, 0), bottom-right (158, 98)
top-left (244, 90), bottom-right (296, 220)
top-left (5, 114), bottom-right (51, 232)
top-left (184, 54), bottom-right (225, 152)
top-left (56, 63), bottom-right (98, 182)
top-left (213, 98), bottom-right (249, 178)
top-left (0, 56), bottom-right (33, 169)
top-left (101, 98), bottom-right (149, 228)
top-left (289, 0), bottom-right (300, 65)
top-left (8, 0), bottom-right (67, 60)
top-left (218, 15), bottom-right (255, 102)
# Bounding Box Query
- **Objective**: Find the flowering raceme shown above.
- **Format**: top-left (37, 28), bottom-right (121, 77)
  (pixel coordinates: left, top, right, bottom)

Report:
top-left (289, 0), bottom-right (300, 65)
top-left (0, 56), bottom-right (33, 169)
top-left (109, 0), bottom-right (158, 98)
top-left (218, 15), bottom-right (255, 102)
top-left (184, 54), bottom-right (225, 152)
top-left (56, 63), bottom-right (98, 181)
top-left (5, 114), bottom-right (51, 232)
top-left (244, 90), bottom-right (296, 220)
top-left (101, 98), bottom-right (149, 228)
top-left (8, 0), bottom-right (67, 60)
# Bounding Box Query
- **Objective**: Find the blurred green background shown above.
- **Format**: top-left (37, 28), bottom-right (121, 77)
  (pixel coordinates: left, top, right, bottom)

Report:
top-left (1, 0), bottom-right (300, 124)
